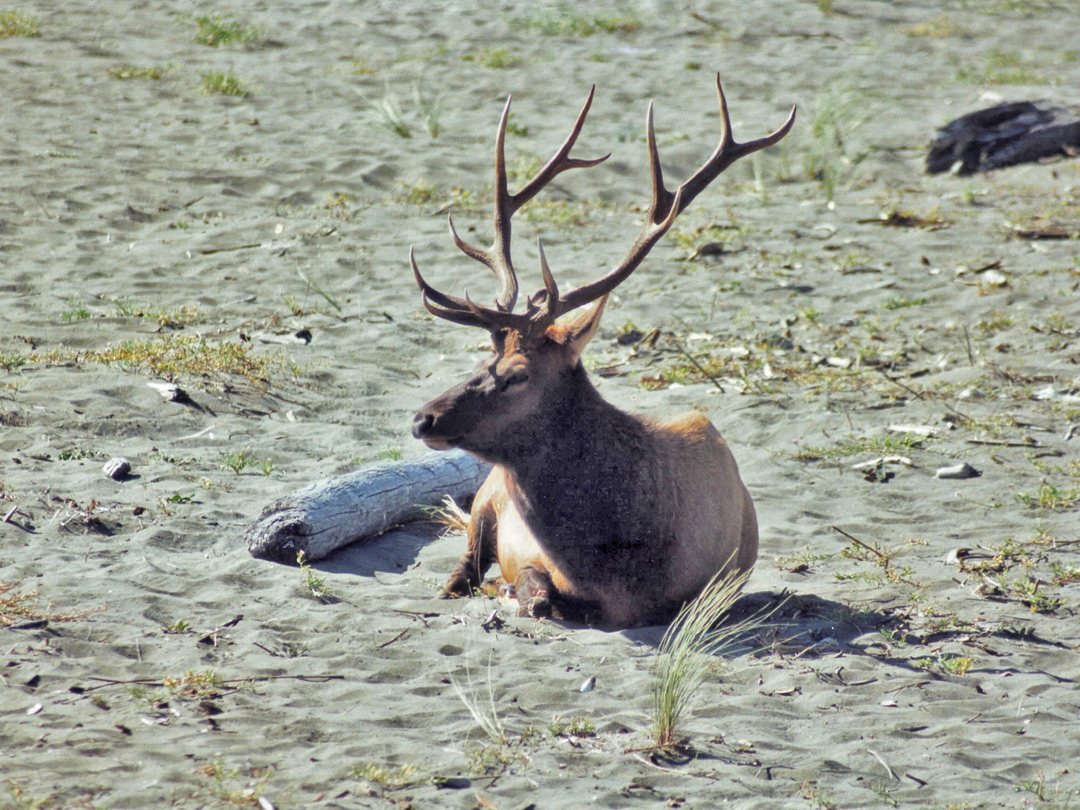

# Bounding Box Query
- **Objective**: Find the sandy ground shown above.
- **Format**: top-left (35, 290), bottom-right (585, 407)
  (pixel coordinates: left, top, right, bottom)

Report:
top-left (3, 1), bottom-right (1080, 808)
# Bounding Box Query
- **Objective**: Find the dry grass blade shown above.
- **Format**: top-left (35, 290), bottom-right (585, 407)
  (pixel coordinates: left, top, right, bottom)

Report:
top-left (425, 495), bottom-right (471, 534)
top-left (651, 567), bottom-right (774, 749)
top-left (450, 650), bottom-right (505, 743)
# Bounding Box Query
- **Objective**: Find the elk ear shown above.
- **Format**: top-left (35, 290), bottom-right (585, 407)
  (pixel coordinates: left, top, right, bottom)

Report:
top-left (559, 295), bottom-right (608, 362)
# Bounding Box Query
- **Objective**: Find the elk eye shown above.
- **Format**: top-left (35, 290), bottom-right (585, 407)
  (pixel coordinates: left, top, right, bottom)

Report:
top-left (503, 370), bottom-right (529, 389)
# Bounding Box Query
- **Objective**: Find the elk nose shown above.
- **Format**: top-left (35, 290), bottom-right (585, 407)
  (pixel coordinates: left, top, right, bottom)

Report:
top-left (412, 410), bottom-right (435, 439)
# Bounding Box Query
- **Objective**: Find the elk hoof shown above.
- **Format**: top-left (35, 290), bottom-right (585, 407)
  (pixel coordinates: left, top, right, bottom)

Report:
top-left (519, 595), bottom-right (552, 619)
top-left (442, 573), bottom-right (474, 598)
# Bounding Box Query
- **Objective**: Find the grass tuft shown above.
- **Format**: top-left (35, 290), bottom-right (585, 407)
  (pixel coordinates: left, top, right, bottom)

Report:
top-left (0, 10), bottom-right (38, 37)
top-left (651, 567), bottom-right (766, 749)
top-left (34, 333), bottom-right (294, 383)
top-left (192, 14), bottom-right (257, 47)
top-left (108, 64), bottom-right (164, 80)
top-left (200, 71), bottom-right (248, 97)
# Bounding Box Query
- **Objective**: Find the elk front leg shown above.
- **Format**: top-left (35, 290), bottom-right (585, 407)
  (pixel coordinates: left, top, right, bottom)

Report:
top-left (442, 495), bottom-right (497, 598)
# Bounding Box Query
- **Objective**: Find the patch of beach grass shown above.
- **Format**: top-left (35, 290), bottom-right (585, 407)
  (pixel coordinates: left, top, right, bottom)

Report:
top-left (34, 333), bottom-right (298, 384)
top-left (957, 51), bottom-right (1048, 85)
top-left (803, 83), bottom-right (875, 201)
top-left (112, 299), bottom-right (200, 327)
top-left (1, 580), bottom-right (100, 627)
top-left (903, 15), bottom-right (962, 37)
top-left (107, 64), bottom-right (164, 80)
top-left (0, 10), bottom-right (37, 38)
top-left (297, 551), bottom-right (332, 602)
top-left (463, 46), bottom-right (522, 69)
top-left (192, 14), bottom-right (257, 47)
top-left (60, 297), bottom-right (91, 322)
top-left (651, 567), bottom-right (764, 749)
top-left (350, 763), bottom-right (423, 789)
top-left (513, 9), bottom-right (642, 36)
top-left (194, 759), bottom-right (275, 809)
top-left (200, 71), bottom-right (248, 97)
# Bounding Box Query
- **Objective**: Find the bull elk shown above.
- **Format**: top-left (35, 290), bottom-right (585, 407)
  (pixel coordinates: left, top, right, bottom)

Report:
top-left (410, 76), bottom-right (795, 628)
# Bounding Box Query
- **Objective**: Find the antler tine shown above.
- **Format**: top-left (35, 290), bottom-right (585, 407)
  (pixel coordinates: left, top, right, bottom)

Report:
top-left (672, 74), bottom-right (797, 219)
top-left (553, 75), bottom-right (795, 319)
top-left (437, 89), bottom-right (611, 320)
top-left (508, 86), bottom-right (611, 215)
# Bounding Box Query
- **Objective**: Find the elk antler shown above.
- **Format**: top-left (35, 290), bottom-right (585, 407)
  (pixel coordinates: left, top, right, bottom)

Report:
top-left (410, 74), bottom-right (796, 337)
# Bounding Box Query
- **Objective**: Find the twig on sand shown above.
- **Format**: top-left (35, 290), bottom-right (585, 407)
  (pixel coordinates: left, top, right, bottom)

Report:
top-left (198, 243), bottom-right (262, 255)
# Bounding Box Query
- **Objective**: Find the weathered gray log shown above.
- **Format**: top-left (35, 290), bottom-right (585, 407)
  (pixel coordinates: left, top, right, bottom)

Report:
top-left (927, 100), bottom-right (1080, 175)
top-left (244, 449), bottom-right (491, 564)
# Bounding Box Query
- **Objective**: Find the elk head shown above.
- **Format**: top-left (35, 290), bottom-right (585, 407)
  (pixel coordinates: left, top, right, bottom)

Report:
top-left (410, 76), bottom-right (795, 463)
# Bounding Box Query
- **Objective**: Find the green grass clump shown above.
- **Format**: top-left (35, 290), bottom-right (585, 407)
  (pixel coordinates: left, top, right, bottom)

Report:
top-left (200, 71), bottom-right (248, 97)
top-left (0, 10), bottom-right (38, 37)
top-left (193, 14), bottom-right (257, 47)
top-left (108, 64), bottom-right (164, 80)
top-left (514, 10), bottom-right (642, 36)
top-left (34, 333), bottom-right (294, 383)
top-left (957, 51), bottom-right (1048, 85)
top-left (652, 567), bottom-right (764, 749)
top-left (463, 46), bottom-right (522, 69)
top-left (350, 763), bottom-right (423, 789)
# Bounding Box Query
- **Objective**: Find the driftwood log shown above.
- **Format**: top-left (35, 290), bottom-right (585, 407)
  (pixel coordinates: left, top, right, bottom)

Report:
top-left (244, 449), bottom-right (491, 564)
top-left (927, 100), bottom-right (1080, 175)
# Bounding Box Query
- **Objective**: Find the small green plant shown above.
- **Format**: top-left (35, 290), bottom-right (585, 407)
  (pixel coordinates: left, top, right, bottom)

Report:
top-left (107, 64), bottom-right (164, 80)
top-left (350, 763), bottom-right (423, 789)
top-left (0, 353), bottom-right (26, 373)
top-left (1015, 771), bottom-right (1080, 804)
top-left (376, 447), bottom-right (404, 462)
top-left (372, 92), bottom-right (411, 138)
top-left (803, 83), bottom-right (874, 201)
top-left (195, 759), bottom-right (275, 807)
top-left (414, 84), bottom-right (442, 138)
top-left (0, 10), bottom-right (38, 37)
top-left (60, 297), bottom-right (91, 322)
top-left (192, 14), bottom-right (257, 47)
top-left (200, 71), bottom-right (248, 97)
top-left (957, 51), bottom-right (1047, 85)
top-left (297, 551), bottom-right (331, 601)
top-left (165, 619), bottom-right (191, 634)
top-left (513, 9), bottom-right (642, 36)
top-left (217, 449), bottom-right (256, 474)
top-left (57, 446), bottom-right (99, 461)
top-left (113, 299), bottom-right (199, 327)
top-left (1016, 482), bottom-right (1080, 510)
top-left (397, 180), bottom-right (437, 206)
top-left (33, 333), bottom-right (296, 383)
top-left (464, 46), bottom-right (522, 69)
top-left (882, 296), bottom-right (927, 310)
top-left (652, 567), bottom-right (764, 749)
top-left (914, 653), bottom-right (975, 675)
top-left (548, 716), bottom-right (596, 737)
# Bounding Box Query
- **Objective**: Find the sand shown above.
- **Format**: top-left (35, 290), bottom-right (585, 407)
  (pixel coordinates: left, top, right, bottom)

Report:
top-left (2, 0), bottom-right (1080, 807)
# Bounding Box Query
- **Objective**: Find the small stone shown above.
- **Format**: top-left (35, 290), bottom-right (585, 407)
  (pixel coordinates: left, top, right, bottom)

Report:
top-left (935, 462), bottom-right (981, 480)
top-left (579, 676), bottom-right (596, 693)
top-left (103, 457), bottom-right (131, 481)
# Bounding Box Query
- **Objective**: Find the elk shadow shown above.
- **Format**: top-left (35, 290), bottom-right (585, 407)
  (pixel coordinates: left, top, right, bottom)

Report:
top-left (616, 589), bottom-right (889, 658)
top-left (314, 523), bottom-right (443, 579)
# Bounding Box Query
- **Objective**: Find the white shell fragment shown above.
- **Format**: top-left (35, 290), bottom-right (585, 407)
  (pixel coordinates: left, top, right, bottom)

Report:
top-left (852, 456), bottom-right (912, 470)
top-left (147, 381), bottom-right (187, 402)
top-left (579, 676), bottom-right (596, 693)
top-left (103, 457), bottom-right (131, 480)
top-left (935, 462), bottom-right (981, 480)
